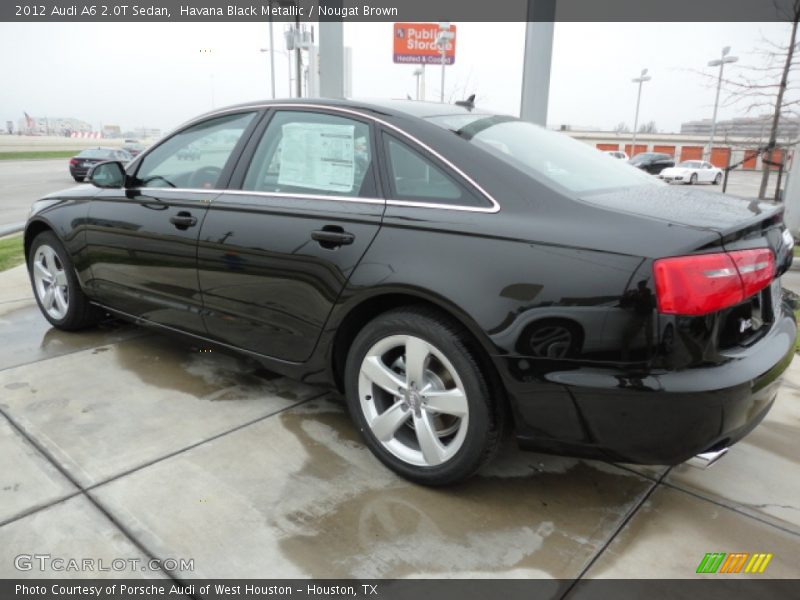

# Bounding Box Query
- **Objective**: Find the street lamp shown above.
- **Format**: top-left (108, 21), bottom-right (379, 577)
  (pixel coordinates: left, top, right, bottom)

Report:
top-left (630, 68), bottom-right (651, 158)
top-left (413, 66), bottom-right (425, 100)
top-left (706, 46), bottom-right (738, 160)
top-left (436, 22), bottom-right (454, 103)
top-left (260, 47), bottom-right (290, 98)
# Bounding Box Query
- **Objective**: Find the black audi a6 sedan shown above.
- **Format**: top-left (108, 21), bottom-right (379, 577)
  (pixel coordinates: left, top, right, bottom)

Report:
top-left (69, 147), bottom-right (133, 182)
top-left (25, 99), bottom-right (795, 485)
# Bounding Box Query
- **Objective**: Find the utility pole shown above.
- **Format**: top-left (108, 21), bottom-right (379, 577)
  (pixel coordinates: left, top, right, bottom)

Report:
top-left (436, 22), bottom-right (453, 103)
top-left (630, 69), bottom-right (651, 158)
top-left (706, 46), bottom-right (738, 161)
top-left (268, 2), bottom-right (276, 98)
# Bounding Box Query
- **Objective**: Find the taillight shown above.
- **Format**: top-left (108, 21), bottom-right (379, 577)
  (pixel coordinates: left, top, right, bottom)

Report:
top-left (69, 158), bottom-right (78, 165)
top-left (653, 249), bottom-right (775, 316)
top-left (731, 248), bottom-right (774, 298)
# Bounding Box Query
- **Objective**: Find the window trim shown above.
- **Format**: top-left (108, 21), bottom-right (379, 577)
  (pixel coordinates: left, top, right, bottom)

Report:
top-left (126, 103), bottom-right (500, 214)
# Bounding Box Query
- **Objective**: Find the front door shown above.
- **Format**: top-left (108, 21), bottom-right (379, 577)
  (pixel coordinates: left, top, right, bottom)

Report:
top-left (84, 111), bottom-right (259, 334)
top-left (197, 108), bottom-right (385, 362)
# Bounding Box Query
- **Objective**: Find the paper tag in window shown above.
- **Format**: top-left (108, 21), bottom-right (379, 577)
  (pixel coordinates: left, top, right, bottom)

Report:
top-left (278, 122), bottom-right (355, 193)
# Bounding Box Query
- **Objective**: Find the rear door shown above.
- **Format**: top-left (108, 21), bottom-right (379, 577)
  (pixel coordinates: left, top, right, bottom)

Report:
top-left (84, 111), bottom-right (259, 335)
top-left (197, 107), bottom-right (385, 362)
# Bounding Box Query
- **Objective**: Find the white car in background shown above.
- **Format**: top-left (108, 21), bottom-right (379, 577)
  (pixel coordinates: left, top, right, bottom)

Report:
top-left (605, 150), bottom-right (629, 160)
top-left (659, 160), bottom-right (723, 185)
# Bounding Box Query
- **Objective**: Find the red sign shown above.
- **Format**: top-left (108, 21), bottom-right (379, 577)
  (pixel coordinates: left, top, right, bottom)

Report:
top-left (393, 22), bottom-right (457, 65)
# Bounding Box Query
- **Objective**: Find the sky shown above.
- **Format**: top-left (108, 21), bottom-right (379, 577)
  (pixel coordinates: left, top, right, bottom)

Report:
top-left (0, 21), bottom-right (792, 134)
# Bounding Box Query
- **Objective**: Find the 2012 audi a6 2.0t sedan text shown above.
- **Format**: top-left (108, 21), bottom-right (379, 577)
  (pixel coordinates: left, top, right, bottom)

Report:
top-left (24, 99), bottom-right (796, 485)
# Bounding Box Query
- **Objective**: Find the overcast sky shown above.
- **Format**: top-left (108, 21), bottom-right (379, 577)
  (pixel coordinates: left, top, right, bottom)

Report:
top-left (0, 21), bottom-right (792, 134)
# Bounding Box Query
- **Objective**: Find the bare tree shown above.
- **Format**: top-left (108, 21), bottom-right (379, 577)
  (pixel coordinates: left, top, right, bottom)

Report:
top-left (638, 120), bottom-right (658, 134)
top-left (714, 2), bottom-right (800, 199)
top-left (613, 121), bottom-right (630, 133)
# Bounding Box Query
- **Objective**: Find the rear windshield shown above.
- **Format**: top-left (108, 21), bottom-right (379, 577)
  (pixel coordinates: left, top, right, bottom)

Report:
top-left (77, 148), bottom-right (115, 159)
top-left (426, 114), bottom-right (660, 194)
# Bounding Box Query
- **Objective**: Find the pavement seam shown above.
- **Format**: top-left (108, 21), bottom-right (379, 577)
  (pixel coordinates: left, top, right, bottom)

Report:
top-left (0, 405), bottom-right (195, 589)
top-left (659, 479), bottom-right (800, 538)
top-left (0, 389), bottom-right (325, 595)
top-left (83, 391), bottom-right (329, 493)
top-left (0, 328), bottom-right (152, 374)
top-left (559, 466), bottom-right (671, 598)
top-left (0, 392), bottom-right (326, 529)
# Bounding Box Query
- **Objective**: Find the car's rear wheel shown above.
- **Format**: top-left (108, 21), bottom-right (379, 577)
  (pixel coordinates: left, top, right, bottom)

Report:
top-left (713, 173), bottom-right (722, 185)
top-left (690, 173), bottom-right (698, 185)
top-left (344, 307), bottom-right (502, 485)
top-left (29, 231), bottom-right (102, 330)
top-left (73, 176), bottom-right (84, 182)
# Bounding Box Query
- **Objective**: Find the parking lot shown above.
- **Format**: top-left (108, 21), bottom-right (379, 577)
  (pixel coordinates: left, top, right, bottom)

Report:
top-left (1, 246), bottom-right (799, 584)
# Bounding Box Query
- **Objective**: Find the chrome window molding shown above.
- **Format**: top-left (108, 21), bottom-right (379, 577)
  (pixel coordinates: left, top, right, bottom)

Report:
top-left (136, 187), bottom-right (385, 205)
top-left (130, 102), bottom-right (501, 214)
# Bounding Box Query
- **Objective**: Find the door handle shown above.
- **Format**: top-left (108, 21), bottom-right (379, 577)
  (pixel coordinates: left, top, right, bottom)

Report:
top-left (170, 211), bottom-right (197, 230)
top-left (311, 226), bottom-right (355, 248)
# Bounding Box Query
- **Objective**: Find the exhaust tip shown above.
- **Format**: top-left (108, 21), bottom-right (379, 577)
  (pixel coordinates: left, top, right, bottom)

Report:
top-left (687, 447), bottom-right (729, 469)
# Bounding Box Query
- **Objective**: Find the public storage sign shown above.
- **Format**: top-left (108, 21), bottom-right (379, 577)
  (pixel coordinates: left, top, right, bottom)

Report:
top-left (393, 23), bottom-right (457, 65)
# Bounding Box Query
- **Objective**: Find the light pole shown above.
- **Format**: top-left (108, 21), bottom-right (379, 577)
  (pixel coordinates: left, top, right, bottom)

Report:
top-left (413, 66), bottom-right (424, 100)
top-left (200, 48), bottom-right (214, 108)
top-left (260, 47), bottom-right (290, 98)
top-left (630, 68), bottom-right (651, 158)
top-left (706, 46), bottom-right (738, 160)
top-left (267, 6), bottom-right (276, 98)
top-left (436, 22), bottom-right (453, 103)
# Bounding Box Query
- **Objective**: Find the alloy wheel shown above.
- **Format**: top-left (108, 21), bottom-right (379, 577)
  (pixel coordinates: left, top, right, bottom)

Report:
top-left (32, 244), bottom-right (69, 320)
top-left (358, 334), bottom-right (469, 467)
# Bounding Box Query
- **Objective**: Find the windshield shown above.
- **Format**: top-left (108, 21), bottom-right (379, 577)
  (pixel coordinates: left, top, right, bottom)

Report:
top-left (678, 161), bottom-right (702, 168)
top-left (77, 148), bottom-right (115, 159)
top-left (427, 114), bottom-right (660, 194)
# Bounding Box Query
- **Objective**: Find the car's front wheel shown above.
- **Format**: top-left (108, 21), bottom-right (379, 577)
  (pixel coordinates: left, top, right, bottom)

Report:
top-left (345, 307), bottom-right (502, 485)
top-left (690, 173), bottom-right (698, 185)
top-left (29, 231), bottom-right (102, 330)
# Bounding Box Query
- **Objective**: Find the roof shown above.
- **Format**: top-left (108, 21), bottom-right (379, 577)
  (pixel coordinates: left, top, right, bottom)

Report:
top-left (199, 97), bottom-right (494, 122)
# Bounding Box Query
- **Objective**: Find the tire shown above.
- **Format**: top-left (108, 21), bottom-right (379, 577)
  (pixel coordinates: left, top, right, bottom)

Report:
top-left (713, 173), bottom-right (722, 185)
top-left (344, 307), bottom-right (503, 486)
top-left (73, 176), bottom-right (84, 182)
top-left (689, 173), bottom-right (698, 185)
top-left (28, 231), bottom-right (102, 331)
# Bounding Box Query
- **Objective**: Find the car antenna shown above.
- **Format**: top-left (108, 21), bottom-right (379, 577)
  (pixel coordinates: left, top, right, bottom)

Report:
top-left (455, 94), bottom-right (476, 110)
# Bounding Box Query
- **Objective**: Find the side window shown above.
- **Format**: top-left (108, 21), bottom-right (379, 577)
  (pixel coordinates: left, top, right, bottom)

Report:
top-left (383, 134), bottom-right (488, 207)
top-left (135, 112), bottom-right (255, 189)
top-left (243, 110), bottom-right (374, 197)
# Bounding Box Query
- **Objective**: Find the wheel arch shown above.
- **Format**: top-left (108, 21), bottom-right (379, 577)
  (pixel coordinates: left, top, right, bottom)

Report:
top-left (24, 219), bottom-right (56, 264)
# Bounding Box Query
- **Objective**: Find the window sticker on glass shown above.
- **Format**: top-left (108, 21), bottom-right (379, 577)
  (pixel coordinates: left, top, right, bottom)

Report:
top-left (277, 122), bottom-right (356, 192)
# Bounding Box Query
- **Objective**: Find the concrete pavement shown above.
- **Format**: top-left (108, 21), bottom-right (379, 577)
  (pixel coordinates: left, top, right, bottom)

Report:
top-left (0, 263), bottom-right (798, 583)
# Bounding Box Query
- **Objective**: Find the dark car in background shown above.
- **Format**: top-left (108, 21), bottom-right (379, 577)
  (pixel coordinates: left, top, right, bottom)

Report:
top-left (628, 151), bottom-right (675, 175)
top-left (26, 99), bottom-right (796, 485)
top-left (69, 147), bottom-right (132, 182)
top-left (122, 141), bottom-right (146, 157)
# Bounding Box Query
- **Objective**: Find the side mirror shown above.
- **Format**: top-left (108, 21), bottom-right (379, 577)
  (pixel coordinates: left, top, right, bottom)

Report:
top-left (88, 161), bottom-right (126, 188)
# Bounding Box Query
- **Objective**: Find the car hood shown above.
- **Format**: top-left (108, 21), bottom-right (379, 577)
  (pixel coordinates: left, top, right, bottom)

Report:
top-left (581, 184), bottom-right (782, 234)
top-left (43, 184), bottom-right (99, 200)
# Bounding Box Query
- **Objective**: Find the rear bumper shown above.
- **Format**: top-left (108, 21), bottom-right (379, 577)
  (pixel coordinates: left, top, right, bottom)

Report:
top-left (499, 306), bottom-right (795, 464)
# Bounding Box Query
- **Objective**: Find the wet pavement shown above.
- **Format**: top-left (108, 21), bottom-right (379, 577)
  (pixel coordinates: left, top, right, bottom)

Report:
top-left (0, 263), bottom-right (798, 583)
